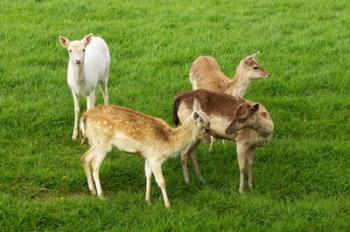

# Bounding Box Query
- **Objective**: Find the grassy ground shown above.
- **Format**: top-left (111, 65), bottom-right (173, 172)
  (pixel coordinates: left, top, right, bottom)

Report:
top-left (1, 0), bottom-right (349, 231)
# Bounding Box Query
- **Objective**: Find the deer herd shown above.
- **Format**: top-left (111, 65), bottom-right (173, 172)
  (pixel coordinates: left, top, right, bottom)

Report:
top-left (59, 34), bottom-right (274, 208)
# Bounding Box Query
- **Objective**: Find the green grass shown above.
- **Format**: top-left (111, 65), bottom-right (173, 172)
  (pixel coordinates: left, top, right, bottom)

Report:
top-left (1, 0), bottom-right (350, 231)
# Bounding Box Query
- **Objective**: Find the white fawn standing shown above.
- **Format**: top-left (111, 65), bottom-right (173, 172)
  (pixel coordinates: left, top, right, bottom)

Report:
top-left (59, 33), bottom-right (110, 140)
top-left (79, 99), bottom-right (212, 208)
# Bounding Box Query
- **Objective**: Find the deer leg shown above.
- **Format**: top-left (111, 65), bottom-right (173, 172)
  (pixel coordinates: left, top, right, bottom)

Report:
top-left (247, 147), bottom-right (256, 191)
top-left (180, 144), bottom-right (193, 185)
top-left (236, 143), bottom-right (247, 194)
top-left (91, 144), bottom-right (110, 198)
top-left (71, 91), bottom-right (80, 141)
top-left (81, 147), bottom-right (97, 195)
top-left (99, 73), bottom-right (109, 106)
top-left (149, 160), bottom-right (170, 208)
top-left (86, 90), bottom-right (96, 110)
top-left (189, 141), bottom-right (205, 183)
top-left (145, 160), bottom-right (152, 205)
top-left (181, 141), bottom-right (201, 185)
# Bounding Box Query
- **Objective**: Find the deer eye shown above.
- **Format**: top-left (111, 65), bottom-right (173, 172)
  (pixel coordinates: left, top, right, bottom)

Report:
top-left (238, 118), bottom-right (246, 123)
top-left (83, 49), bottom-right (86, 52)
top-left (69, 49), bottom-right (72, 53)
top-left (253, 66), bottom-right (259, 70)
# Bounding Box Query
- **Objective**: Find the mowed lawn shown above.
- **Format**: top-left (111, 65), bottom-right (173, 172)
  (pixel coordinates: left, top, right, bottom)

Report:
top-left (0, 0), bottom-right (349, 231)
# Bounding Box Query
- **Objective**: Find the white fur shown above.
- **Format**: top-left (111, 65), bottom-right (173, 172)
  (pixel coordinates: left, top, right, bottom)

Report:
top-left (59, 34), bottom-right (110, 140)
top-left (67, 37), bottom-right (110, 96)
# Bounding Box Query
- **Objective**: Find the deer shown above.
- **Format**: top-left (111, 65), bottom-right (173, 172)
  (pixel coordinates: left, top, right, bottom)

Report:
top-left (190, 52), bottom-right (270, 97)
top-left (173, 89), bottom-right (273, 193)
top-left (180, 52), bottom-right (272, 192)
top-left (79, 99), bottom-right (214, 208)
top-left (59, 33), bottom-right (110, 141)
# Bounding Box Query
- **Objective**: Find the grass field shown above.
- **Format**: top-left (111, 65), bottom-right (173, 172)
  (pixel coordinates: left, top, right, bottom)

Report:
top-left (1, 0), bottom-right (350, 231)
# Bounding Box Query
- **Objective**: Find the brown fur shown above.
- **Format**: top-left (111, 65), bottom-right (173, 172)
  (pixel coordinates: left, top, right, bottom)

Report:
top-left (190, 56), bottom-right (231, 92)
top-left (173, 89), bottom-right (274, 192)
top-left (173, 89), bottom-right (244, 125)
top-left (83, 105), bottom-right (173, 142)
top-left (181, 54), bottom-right (272, 193)
top-left (190, 55), bottom-right (270, 97)
top-left (80, 102), bottom-right (210, 208)
top-left (174, 90), bottom-right (272, 137)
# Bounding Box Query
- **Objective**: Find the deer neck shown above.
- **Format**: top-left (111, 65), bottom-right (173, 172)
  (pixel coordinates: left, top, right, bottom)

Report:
top-left (166, 119), bottom-right (198, 157)
top-left (226, 69), bottom-right (252, 97)
top-left (70, 61), bottom-right (85, 86)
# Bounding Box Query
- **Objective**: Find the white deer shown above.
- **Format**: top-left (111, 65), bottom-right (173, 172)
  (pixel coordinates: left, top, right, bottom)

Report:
top-left (59, 33), bottom-right (110, 140)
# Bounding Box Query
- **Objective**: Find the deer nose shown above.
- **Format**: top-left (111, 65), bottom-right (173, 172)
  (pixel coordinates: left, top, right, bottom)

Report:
top-left (266, 72), bottom-right (271, 77)
top-left (75, 59), bottom-right (81, 64)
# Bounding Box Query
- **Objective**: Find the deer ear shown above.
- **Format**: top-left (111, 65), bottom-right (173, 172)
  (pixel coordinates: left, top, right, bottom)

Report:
top-left (235, 103), bottom-right (249, 118)
top-left (247, 51), bottom-right (259, 59)
top-left (225, 120), bottom-right (236, 135)
top-left (251, 103), bottom-right (260, 112)
top-left (59, 36), bottom-right (70, 48)
top-left (193, 112), bottom-right (199, 119)
top-left (253, 51), bottom-right (260, 57)
top-left (192, 98), bottom-right (203, 113)
top-left (83, 33), bottom-right (93, 46)
top-left (244, 51), bottom-right (259, 64)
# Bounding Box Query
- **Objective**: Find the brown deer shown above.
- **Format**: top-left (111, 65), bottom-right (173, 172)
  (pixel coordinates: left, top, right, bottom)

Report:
top-left (190, 52), bottom-right (270, 97)
top-left (79, 100), bottom-right (212, 208)
top-left (173, 89), bottom-right (273, 193)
